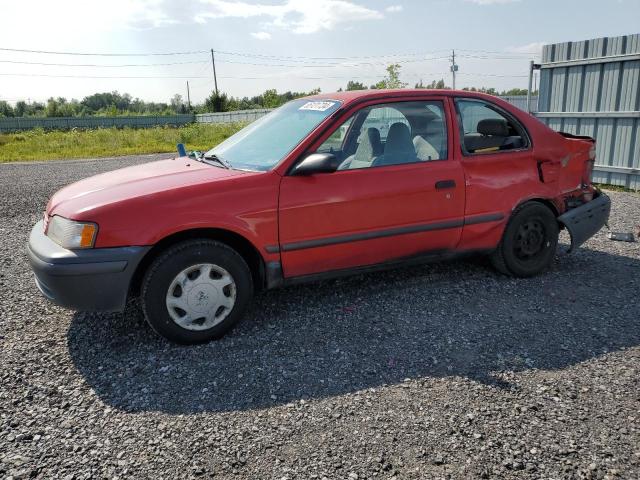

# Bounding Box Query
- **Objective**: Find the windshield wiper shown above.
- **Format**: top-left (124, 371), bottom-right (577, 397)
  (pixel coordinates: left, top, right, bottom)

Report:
top-left (202, 153), bottom-right (231, 169)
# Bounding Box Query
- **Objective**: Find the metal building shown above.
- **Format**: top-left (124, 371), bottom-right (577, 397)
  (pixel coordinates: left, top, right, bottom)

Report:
top-left (537, 34), bottom-right (640, 189)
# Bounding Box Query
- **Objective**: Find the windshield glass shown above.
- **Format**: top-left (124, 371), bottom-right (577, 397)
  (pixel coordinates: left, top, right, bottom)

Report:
top-left (205, 99), bottom-right (341, 171)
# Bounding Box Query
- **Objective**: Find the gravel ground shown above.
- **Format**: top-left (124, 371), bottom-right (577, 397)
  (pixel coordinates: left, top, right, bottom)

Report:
top-left (1, 154), bottom-right (639, 479)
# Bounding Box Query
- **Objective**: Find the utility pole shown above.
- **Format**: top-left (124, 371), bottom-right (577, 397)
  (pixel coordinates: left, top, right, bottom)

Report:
top-left (210, 48), bottom-right (219, 95)
top-left (450, 50), bottom-right (458, 90)
top-left (527, 60), bottom-right (534, 114)
top-left (186, 81), bottom-right (191, 110)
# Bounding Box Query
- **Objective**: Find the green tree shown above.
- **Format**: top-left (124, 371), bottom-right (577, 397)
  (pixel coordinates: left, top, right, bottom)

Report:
top-left (205, 91), bottom-right (229, 112)
top-left (170, 94), bottom-right (187, 113)
top-left (371, 64), bottom-right (407, 90)
top-left (45, 98), bottom-right (61, 117)
top-left (346, 80), bottom-right (367, 91)
top-left (0, 100), bottom-right (14, 117)
top-left (14, 101), bottom-right (27, 117)
top-left (416, 79), bottom-right (447, 89)
top-left (261, 89), bottom-right (280, 108)
top-left (462, 86), bottom-right (498, 95)
top-left (501, 88), bottom-right (529, 96)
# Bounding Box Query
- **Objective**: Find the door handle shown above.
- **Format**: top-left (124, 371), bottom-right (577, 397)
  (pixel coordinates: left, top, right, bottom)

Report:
top-left (435, 179), bottom-right (456, 190)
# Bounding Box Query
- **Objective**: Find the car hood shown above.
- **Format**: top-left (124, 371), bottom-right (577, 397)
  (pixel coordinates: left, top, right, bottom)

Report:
top-left (47, 156), bottom-right (250, 218)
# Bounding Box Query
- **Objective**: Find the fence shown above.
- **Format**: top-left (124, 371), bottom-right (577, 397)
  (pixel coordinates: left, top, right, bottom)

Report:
top-left (500, 95), bottom-right (538, 112)
top-left (0, 96), bottom-right (536, 133)
top-left (536, 34), bottom-right (640, 189)
top-left (0, 114), bottom-right (194, 133)
top-left (195, 109), bottom-right (273, 124)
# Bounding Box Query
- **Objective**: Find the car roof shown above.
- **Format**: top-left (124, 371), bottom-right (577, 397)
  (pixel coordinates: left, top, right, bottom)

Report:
top-left (304, 88), bottom-right (503, 106)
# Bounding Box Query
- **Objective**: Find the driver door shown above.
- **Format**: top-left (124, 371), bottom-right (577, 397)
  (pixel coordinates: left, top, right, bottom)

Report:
top-left (278, 98), bottom-right (465, 278)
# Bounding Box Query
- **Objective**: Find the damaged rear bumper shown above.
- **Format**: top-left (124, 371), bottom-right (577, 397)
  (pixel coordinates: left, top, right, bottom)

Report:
top-left (558, 192), bottom-right (611, 252)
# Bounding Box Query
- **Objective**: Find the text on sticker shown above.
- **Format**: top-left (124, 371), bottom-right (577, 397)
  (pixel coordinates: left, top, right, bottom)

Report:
top-left (299, 101), bottom-right (336, 112)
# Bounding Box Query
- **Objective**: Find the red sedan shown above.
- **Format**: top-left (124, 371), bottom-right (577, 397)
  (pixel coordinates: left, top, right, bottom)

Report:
top-left (28, 90), bottom-right (610, 344)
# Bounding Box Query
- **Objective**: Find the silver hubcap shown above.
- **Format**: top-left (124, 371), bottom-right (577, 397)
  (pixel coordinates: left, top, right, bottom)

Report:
top-left (165, 263), bottom-right (236, 331)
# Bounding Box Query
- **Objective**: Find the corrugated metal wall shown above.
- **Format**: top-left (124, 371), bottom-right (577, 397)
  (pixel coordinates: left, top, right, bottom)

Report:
top-left (537, 34), bottom-right (640, 189)
top-left (0, 114), bottom-right (195, 132)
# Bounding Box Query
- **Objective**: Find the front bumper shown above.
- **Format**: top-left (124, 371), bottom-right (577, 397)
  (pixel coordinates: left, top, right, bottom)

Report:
top-left (27, 220), bottom-right (150, 312)
top-left (558, 192), bottom-right (611, 253)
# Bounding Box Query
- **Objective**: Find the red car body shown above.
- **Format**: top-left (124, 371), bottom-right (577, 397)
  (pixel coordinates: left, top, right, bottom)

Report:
top-left (29, 89), bottom-right (610, 319)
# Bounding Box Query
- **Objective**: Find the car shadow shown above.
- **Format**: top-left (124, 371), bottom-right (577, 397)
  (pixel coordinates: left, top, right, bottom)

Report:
top-left (67, 248), bottom-right (640, 414)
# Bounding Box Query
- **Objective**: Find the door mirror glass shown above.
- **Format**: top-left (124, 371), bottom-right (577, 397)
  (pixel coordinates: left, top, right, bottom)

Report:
top-left (290, 153), bottom-right (340, 176)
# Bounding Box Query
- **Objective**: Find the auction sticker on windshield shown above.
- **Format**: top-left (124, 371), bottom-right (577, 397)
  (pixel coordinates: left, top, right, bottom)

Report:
top-left (299, 101), bottom-right (336, 111)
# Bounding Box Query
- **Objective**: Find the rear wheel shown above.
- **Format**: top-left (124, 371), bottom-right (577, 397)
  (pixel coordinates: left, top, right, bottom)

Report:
top-left (141, 239), bottom-right (253, 344)
top-left (491, 202), bottom-right (559, 277)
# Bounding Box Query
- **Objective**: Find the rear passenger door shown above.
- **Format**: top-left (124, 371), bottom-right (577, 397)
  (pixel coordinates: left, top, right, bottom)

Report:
top-left (277, 98), bottom-right (466, 278)
top-left (454, 98), bottom-right (538, 250)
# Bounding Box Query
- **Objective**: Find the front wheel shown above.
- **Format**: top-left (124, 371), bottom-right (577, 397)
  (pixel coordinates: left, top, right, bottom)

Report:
top-left (141, 239), bottom-right (253, 344)
top-left (491, 202), bottom-right (559, 277)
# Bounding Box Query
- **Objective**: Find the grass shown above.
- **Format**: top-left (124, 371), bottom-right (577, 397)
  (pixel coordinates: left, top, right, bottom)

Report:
top-left (596, 183), bottom-right (639, 194)
top-left (0, 123), bottom-right (245, 162)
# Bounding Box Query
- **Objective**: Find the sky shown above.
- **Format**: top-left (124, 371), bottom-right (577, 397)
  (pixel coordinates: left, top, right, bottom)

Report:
top-left (0, 0), bottom-right (639, 105)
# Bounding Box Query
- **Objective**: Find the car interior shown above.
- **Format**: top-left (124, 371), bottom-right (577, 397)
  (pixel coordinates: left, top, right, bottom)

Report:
top-left (325, 101), bottom-right (448, 170)
top-left (456, 100), bottom-right (527, 154)
top-left (318, 99), bottom-right (527, 170)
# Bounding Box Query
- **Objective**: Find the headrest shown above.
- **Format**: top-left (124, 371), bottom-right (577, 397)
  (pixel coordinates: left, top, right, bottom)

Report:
top-left (354, 127), bottom-right (381, 163)
top-left (366, 127), bottom-right (383, 156)
top-left (385, 122), bottom-right (414, 154)
top-left (477, 118), bottom-right (509, 137)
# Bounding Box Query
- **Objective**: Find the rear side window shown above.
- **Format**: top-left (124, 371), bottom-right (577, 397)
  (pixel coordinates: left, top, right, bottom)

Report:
top-left (456, 99), bottom-right (529, 155)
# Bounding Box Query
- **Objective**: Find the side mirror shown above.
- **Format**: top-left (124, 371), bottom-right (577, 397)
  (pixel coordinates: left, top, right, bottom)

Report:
top-left (290, 153), bottom-right (340, 176)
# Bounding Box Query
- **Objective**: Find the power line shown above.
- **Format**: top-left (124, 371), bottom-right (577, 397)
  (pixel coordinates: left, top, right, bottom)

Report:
top-left (0, 55), bottom-right (530, 71)
top-left (213, 49), bottom-right (451, 61)
top-left (457, 72), bottom-right (529, 78)
top-left (0, 47), bottom-right (208, 56)
top-left (0, 73), bottom-right (212, 79)
top-left (0, 59), bottom-right (210, 68)
top-left (215, 56), bottom-right (450, 68)
top-left (0, 46), bottom-right (453, 61)
top-left (0, 71), bottom-right (529, 80)
top-left (0, 54), bottom-right (453, 70)
top-left (458, 54), bottom-right (539, 60)
top-left (458, 48), bottom-right (541, 56)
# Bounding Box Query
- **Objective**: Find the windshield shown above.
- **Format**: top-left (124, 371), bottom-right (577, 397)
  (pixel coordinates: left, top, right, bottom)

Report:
top-left (205, 99), bottom-right (341, 171)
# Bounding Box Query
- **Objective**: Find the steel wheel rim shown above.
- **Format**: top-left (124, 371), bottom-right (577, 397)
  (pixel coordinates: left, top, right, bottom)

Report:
top-left (514, 218), bottom-right (547, 260)
top-left (165, 263), bottom-right (236, 331)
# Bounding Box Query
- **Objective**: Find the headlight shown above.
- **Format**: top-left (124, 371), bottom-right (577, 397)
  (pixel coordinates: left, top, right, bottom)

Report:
top-left (46, 215), bottom-right (98, 249)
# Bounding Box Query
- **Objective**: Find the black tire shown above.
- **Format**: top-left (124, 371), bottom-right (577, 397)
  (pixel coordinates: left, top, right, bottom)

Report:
top-left (141, 239), bottom-right (253, 344)
top-left (491, 202), bottom-right (559, 278)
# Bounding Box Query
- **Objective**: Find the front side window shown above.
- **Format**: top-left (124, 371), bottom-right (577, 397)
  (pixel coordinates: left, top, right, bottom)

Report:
top-left (206, 99), bottom-right (341, 171)
top-left (456, 99), bottom-right (528, 154)
top-left (316, 101), bottom-right (448, 171)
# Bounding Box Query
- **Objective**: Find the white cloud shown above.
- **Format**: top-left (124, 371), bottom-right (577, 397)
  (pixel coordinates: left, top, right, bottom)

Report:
top-left (506, 42), bottom-right (547, 56)
top-left (465, 0), bottom-right (519, 5)
top-left (385, 5), bottom-right (403, 12)
top-left (196, 0), bottom-right (384, 34)
top-left (251, 31), bottom-right (272, 40)
top-left (7, 1), bottom-right (387, 35)
top-left (0, 0), bottom-right (387, 43)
